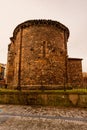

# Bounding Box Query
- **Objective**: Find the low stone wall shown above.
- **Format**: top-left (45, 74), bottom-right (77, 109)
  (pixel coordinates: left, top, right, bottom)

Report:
top-left (0, 90), bottom-right (87, 107)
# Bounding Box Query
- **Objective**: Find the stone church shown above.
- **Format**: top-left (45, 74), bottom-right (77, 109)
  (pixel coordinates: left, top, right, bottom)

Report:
top-left (6, 20), bottom-right (83, 90)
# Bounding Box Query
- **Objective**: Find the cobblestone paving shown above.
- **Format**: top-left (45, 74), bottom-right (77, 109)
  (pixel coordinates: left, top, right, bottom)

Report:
top-left (0, 105), bottom-right (87, 130)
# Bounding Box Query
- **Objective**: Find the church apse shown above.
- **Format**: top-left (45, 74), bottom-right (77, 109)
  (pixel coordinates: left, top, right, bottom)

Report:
top-left (6, 20), bottom-right (83, 90)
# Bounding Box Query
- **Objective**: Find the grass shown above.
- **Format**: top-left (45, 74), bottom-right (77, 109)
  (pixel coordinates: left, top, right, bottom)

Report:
top-left (0, 88), bottom-right (19, 93)
top-left (22, 88), bottom-right (87, 93)
top-left (0, 88), bottom-right (87, 94)
top-left (65, 89), bottom-right (87, 93)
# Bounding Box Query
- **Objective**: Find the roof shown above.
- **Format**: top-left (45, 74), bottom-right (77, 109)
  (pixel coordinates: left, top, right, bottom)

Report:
top-left (68, 58), bottom-right (83, 60)
top-left (13, 19), bottom-right (69, 39)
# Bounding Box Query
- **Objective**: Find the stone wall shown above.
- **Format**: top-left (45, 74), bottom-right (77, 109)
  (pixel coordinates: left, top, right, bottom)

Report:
top-left (6, 41), bottom-right (15, 88)
top-left (68, 58), bottom-right (83, 88)
top-left (6, 19), bottom-right (83, 90)
top-left (0, 90), bottom-right (87, 107)
top-left (21, 26), bottom-right (66, 89)
top-left (7, 20), bottom-right (69, 90)
top-left (83, 72), bottom-right (87, 88)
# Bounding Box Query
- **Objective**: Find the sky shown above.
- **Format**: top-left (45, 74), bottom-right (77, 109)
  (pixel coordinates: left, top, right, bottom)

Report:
top-left (0, 0), bottom-right (87, 72)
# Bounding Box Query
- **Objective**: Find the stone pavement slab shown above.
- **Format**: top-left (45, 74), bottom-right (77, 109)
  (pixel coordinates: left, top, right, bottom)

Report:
top-left (0, 105), bottom-right (87, 130)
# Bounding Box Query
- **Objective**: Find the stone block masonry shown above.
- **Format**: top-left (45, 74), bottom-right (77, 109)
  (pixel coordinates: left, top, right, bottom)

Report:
top-left (68, 58), bottom-right (83, 88)
top-left (6, 19), bottom-right (83, 90)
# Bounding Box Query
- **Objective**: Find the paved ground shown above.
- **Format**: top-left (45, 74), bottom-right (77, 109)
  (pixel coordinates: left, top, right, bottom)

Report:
top-left (0, 105), bottom-right (87, 130)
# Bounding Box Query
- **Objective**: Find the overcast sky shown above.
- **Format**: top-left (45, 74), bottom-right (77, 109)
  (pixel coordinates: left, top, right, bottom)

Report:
top-left (0, 0), bottom-right (87, 72)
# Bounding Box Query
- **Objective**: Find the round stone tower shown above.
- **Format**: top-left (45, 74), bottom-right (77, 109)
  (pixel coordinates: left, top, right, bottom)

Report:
top-left (7, 20), bottom-right (69, 90)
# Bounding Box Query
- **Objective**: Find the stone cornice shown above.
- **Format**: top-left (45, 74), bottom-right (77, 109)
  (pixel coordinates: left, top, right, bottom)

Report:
top-left (68, 58), bottom-right (83, 60)
top-left (12, 19), bottom-right (70, 40)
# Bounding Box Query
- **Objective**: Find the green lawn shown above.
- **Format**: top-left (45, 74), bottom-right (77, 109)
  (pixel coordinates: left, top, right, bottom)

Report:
top-left (0, 88), bottom-right (87, 93)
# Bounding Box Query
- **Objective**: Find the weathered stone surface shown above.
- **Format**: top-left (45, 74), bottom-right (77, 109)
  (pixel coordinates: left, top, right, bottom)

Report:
top-left (0, 90), bottom-right (87, 107)
top-left (7, 20), bottom-right (69, 89)
top-left (6, 19), bottom-right (83, 90)
top-left (83, 72), bottom-right (87, 88)
top-left (69, 94), bottom-right (79, 105)
top-left (68, 58), bottom-right (83, 88)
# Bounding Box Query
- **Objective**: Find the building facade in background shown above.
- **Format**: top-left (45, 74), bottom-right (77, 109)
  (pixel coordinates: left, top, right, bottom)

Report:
top-left (0, 63), bottom-right (6, 79)
top-left (6, 20), bottom-right (83, 90)
top-left (0, 63), bottom-right (6, 87)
